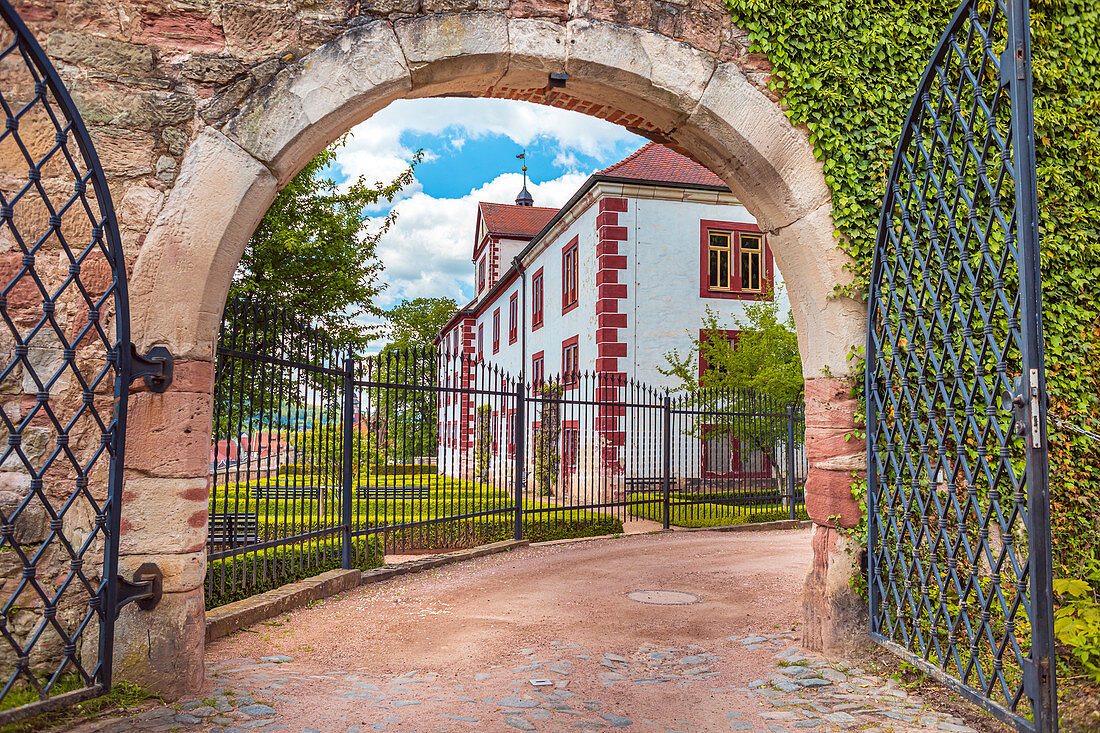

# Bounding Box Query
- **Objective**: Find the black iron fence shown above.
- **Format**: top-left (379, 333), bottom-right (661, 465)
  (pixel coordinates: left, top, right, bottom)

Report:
top-left (209, 297), bottom-right (807, 606)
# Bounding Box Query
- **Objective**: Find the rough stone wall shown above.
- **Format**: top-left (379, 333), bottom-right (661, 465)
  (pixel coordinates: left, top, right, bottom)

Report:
top-left (0, 0), bottom-right (868, 701)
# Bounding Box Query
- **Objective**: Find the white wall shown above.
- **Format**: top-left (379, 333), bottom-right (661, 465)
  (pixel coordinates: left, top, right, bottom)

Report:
top-left (628, 194), bottom-right (791, 388)
top-left (438, 183), bottom-right (795, 484)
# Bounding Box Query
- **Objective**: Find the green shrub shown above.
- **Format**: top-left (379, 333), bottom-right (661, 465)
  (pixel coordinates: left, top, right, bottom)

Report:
top-left (206, 534), bottom-right (383, 609)
top-left (506, 514), bottom-right (624, 543)
top-left (630, 497), bottom-right (808, 529)
top-left (368, 463), bottom-right (438, 476)
top-left (1055, 558), bottom-right (1100, 682)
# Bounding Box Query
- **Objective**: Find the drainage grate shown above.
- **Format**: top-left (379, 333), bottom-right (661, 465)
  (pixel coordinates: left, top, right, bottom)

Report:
top-left (626, 590), bottom-right (701, 605)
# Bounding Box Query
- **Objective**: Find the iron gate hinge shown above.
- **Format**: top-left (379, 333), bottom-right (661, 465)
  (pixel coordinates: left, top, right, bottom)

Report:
top-left (113, 562), bottom-right (162, 619)
top-left (129, 344), bottom-right (173, 393)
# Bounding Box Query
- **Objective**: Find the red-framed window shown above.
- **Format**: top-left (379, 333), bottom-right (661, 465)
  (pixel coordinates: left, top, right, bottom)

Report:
top-left (562, 420), bottom-right (580, 474)
top-left (562, 236), bottom-right (579, 313)
top-left (508, 293), bottom-right (518, 344)
top-left (701, 424), bottom-right (772, 478)
top-left (562, 335), bottom-right (579, 388)
top-left (532, 268), bottom-right (544, 329)
top-left (477, 324), bottom-right (484, 360)
top-left (478, 257), bottom-right (487, 293)
top-left (699, 220), bottom-right (773, 300)
top-left (492, 308), bottom-right (500, 353)
top-left (698, 328), bottom-right (741, 378)
top-left (453, 329), bottom-right (459, 354)
top-left (532, 351), bottom-right (545, 388)
top-left (506, 409), bottom-right (516, 457)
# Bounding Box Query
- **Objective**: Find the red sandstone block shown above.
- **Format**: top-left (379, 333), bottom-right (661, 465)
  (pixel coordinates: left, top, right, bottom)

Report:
top-left (597, 373), bottom-right (626, 387)
top-left (595, 416), bottom-right (621, 431)
top-left (596, 269), bottom-right (619, 285)
top-left (595, 357), bottom-right (618, 372)
top-left (595, 300), bottom-right (619, 315)
top-left (596, 212), bottom-right (618, 227)
top-left (603, 255), bottom-right (628, 269)
top-left (598, 404), bottom-right (626, 417)
top-left (596, 241), bottom-right (619, 257)
top-left (600, 197), bottom-right (628, 213)
top-left (595, 328), bottom-right (619, 344)
top-left (804, 468), bottom-right (861, 528)
top-left (595, 387), bottom-right (620, 401)
top-left (601, 431), bottom-right (626, 446)
top-left (598, 342), bottom-right (628, 358)
top-left (599, 313), bottom-right (628, 328)
top-left (599, 284), bottom-right (628, 299)
top-left (599, 226), bottom-right (628, 241)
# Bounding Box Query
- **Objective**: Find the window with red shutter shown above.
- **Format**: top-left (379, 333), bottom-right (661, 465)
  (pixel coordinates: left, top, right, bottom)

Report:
top-left (532, 269), bottom-right (544, 328)
top-left (508, 293), bottom-right (518, 344)
top-left (492, 308), bottom-right (500, 353)
top-left (562, 238), bottom-right (578, 311)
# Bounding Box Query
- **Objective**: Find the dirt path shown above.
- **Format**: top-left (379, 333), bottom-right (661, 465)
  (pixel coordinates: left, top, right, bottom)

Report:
top-left (69, 529), bottom-right (990, 732)
top-left (214, 529), bottom-right (809, 676)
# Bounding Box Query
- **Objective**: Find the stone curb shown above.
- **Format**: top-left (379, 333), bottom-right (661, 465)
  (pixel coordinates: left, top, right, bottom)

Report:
top-left (205, 568), bottom-right (362, 643)
top-left (205, 540), bottom-right (528, 642)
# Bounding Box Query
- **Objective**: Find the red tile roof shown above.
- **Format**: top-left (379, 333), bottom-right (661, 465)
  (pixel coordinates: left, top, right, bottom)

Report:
top-left (598, 142), bottom-right (726, 188)
top-left (478, 202), bottom-right (559, 239)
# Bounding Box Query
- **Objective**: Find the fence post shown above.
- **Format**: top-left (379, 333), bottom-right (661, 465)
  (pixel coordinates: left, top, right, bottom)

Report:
top-left (513, 379), bottom-right (526, 541)
top-left (341, 356), bottom-right (355, 569)
top-left (662, 392), bottom-right (671, 531)
top-left (786, 402), bottom-right (796, 521)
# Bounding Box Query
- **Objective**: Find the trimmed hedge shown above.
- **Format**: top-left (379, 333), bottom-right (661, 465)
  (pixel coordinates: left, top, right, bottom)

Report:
top-left (206, 534), bottom-right (384, 609)
top-left (630, 499), bottom-right (808, 529)
top-left (275, 463), bottom-right (437, 477)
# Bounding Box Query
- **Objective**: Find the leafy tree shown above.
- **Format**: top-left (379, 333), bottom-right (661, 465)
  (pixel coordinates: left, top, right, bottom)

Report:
top-left (385, 297), bottom-right (459, 348)
top-left (659, 287), bottom-right (803, 403)
top-left (660, 287), bottom-right (803, 478)
top-left (229, 136), bottom-right (421, 351)
top-left (532, 382), bottom-right (563, 496)
top-left (214, 139), bottom-right (419, 455)
top-left (362, 298), bottom-right (460, 460)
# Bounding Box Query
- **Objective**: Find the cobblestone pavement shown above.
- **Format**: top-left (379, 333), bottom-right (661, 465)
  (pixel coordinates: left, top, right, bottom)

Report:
top-left (78, 633), bottom-right (979, 733)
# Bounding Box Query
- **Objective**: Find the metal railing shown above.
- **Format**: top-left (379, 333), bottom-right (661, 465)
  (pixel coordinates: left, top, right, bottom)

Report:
top-left (209, 297), bottom-right (808, 606)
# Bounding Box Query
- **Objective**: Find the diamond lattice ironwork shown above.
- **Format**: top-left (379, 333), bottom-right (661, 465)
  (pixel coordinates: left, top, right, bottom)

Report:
top-left (0, 0), bottom-right (133, 723)
top-left (866, 0), bottom-right (1056, 730)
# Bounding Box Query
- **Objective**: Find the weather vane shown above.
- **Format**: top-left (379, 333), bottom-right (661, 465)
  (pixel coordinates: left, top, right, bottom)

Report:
top-left (517, 149), bottom-right (528, 190)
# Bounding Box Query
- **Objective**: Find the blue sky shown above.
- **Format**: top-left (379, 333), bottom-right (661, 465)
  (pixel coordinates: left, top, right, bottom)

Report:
top-left (328, 98), bottom-right (646, 326)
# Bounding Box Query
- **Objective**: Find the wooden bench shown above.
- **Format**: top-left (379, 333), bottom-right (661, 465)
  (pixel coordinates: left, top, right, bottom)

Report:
top-left (252, 484), bottom-right (328, 502)
top-left (624, 477), bottom-right (664, 494)
top-left (356, 486), bottom-right (432, 501)
top-left (208, 513), bottom-right (259, 547)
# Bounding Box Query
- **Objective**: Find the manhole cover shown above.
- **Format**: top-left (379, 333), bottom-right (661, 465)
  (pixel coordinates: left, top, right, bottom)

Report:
top-left (626, 590), bottom-right (701, 605)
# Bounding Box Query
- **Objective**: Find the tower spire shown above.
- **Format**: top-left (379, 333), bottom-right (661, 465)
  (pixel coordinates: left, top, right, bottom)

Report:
top-left (515, 149), bottom-right (533, 206)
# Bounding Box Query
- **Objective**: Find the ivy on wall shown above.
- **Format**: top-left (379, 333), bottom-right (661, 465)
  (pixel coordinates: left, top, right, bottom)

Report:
top-left (723, 0), bottom-right (1100, 579)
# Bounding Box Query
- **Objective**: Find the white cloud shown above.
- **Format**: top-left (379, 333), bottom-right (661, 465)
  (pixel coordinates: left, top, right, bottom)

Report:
top-left (368, 171), bottom-right (588, 310)
top-left (328, 97), bottom-right (642, 331)
top-left (333, 97), bottom-right (639, 190)
top-left (553, 150), bottom-right (582, 171)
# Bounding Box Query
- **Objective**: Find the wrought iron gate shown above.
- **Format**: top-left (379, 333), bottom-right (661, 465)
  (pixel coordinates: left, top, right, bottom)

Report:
top-left (0, 1), bottom-right (169, 723)
top-left (866, 0), bottom-right (1056, 730)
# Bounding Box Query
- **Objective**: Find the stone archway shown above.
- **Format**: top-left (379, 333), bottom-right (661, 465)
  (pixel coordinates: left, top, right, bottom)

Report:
top-left (25, 0), bottom-right (865, 696)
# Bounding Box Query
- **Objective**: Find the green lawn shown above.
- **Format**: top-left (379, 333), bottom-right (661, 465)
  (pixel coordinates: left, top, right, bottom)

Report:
top-left (206, 471), bottom-right (624, 608)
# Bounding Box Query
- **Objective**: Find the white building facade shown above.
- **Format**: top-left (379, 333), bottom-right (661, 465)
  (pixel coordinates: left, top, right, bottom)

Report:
top-left (436, 144), bottom-right (792, 490)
